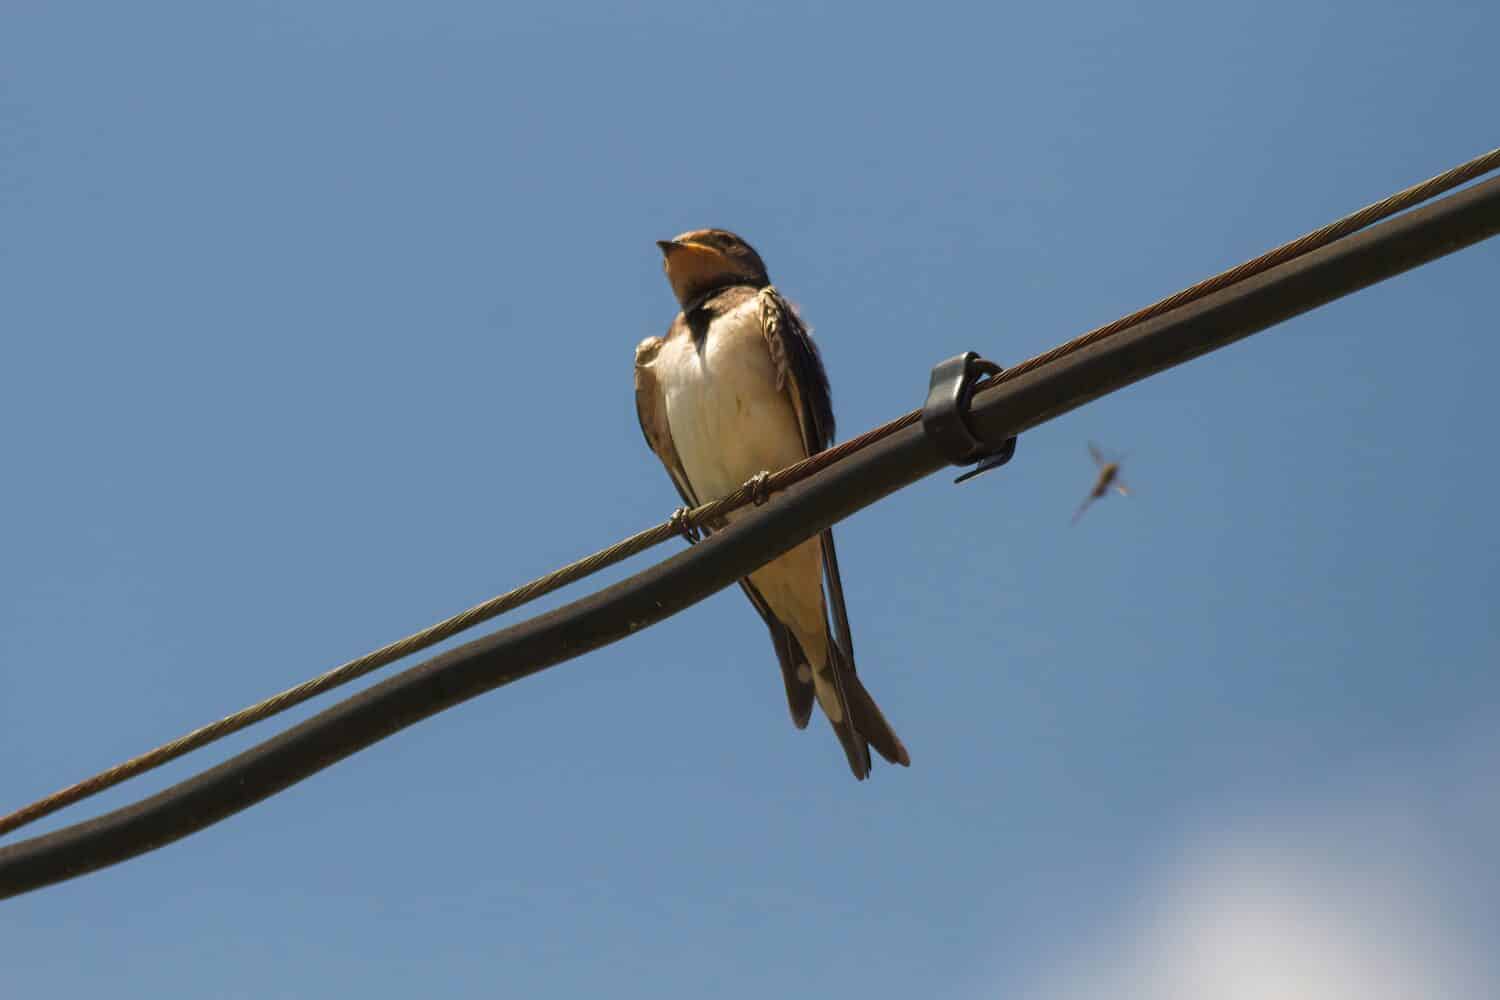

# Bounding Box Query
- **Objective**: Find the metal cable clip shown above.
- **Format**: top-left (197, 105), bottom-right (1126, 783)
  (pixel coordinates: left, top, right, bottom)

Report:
top-left (921, 351), bottom-right (1019, 484)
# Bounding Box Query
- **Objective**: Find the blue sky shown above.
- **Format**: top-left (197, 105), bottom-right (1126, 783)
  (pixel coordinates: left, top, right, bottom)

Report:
top-left (3, 2), bottom-right (1497, 996)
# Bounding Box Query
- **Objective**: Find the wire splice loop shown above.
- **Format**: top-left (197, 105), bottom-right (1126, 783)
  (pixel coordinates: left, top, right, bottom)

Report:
top-left (921, 352), bottom-right (1019, 483)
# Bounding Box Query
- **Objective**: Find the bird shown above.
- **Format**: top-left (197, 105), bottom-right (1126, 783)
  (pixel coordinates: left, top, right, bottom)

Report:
top-left (1072, 441), bottom-right (1131, 524)
top-left (634, 229), bottom-right (909, 780)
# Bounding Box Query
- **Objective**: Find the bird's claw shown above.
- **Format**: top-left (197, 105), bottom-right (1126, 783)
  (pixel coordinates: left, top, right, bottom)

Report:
top-left (745, 471), bottom-right (773, 506)
top-left (669, 506), bottom-right (701, 543)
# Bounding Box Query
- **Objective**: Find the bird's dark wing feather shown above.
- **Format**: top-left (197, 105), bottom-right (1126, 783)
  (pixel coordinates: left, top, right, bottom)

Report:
top-left (754, 288), bottom-right (856, 656)
top-left (756, 287), bottom-right (835, 450)
top-left (757, 287), bottom-right (883, 773)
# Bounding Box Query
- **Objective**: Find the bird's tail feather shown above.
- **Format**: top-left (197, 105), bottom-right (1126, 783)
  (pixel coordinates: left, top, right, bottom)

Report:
top-left (843, 670), bottom-right (910, 769)
top-left (823, 640), bottom-right (910, 779)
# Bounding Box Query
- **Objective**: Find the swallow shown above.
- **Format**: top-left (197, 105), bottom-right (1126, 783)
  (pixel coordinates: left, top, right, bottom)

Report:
top-left (1072, 441), bottom-right (1131, 524)
top-left (634, 229), bottom-right (909, 780)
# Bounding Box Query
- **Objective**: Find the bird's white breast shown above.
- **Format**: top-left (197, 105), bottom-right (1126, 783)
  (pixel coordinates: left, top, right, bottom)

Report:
top-left (653, 299), bottom-right (808, 506)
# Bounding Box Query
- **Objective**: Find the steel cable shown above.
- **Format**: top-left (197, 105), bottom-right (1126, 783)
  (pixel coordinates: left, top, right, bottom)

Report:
top-left (2, 146), bottom-right (1496, 844)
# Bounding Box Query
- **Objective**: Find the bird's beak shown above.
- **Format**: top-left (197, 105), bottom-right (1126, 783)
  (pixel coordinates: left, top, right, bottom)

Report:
top-left (656, 237), bottom-right (729, 305)
top-left (658, 238), bottom-right (717, 259)
top-left (657, 238), bottom-right (724, 272)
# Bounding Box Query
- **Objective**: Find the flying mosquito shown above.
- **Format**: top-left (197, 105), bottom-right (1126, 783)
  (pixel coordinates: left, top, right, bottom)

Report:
top-left (1072, 442), bottom-right (1131, 524)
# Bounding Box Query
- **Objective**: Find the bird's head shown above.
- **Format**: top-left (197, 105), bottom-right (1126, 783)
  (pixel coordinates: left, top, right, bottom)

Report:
top-left (656, 229), bottom-right (770, 309)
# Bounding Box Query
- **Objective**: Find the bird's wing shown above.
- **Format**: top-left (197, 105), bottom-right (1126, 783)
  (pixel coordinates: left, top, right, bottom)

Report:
top-left (634, 330), bottom-right (816, 728)
top-left (634, 335), bottom-right (699, 515)
top-left (758, 288), bottom-right (901, 771)
top-left (756, 286), bottom-right (836, 451)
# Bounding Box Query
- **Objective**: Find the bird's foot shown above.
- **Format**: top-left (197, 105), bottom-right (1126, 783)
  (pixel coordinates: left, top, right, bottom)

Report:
top-left (669, 506), bottom-right (701, 543)
top-left (744, 471), bottom-right (773, 506)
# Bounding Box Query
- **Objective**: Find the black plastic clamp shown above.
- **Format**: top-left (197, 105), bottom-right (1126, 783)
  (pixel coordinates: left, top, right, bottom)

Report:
top-left (921, 352), bottom-right (1019, 484)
